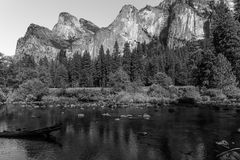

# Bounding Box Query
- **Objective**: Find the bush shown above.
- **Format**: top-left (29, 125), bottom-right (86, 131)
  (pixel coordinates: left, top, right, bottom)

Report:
top-left (17, 78), bottom-right (49, 102)
top-left (223, 85), bottom-right (240, 99)
top-left (0, 88), bottom-right (6, 102)
top-left (203, 89), bottom-right (227, 101)
top-left (125, 81), bottom-right (142, 93)
top-left (153, 72), bottom-right (173, 88)
top-left (42, 95), bottom-right (78, 104)
top-left (176, 86), bottom-right (201, 103)
top-left (6, 90), bottom-right (24, 103)
top-left (202, 96), bottom-right (211, 102)
top-left (115, 91), bottom-right (149, 103)
top-left (109, 68), bottom-right (130, 92)
top-left (147, 84), bottom-right (170, 98)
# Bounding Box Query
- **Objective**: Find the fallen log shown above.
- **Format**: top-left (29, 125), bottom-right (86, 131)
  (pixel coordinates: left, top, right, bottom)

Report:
top-left (0, 123), bottom-right (62, 139)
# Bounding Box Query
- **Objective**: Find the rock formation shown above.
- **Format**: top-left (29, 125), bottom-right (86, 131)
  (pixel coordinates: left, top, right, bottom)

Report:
top-left (15, 0), bottom-right (234, 61)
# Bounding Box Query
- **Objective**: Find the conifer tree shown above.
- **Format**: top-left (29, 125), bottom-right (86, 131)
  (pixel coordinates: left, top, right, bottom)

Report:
top-left (234, 0), bottom-right (240, 22)
top-left (57, 49), bottom-right (68, 67)
top-left (105, 49), bottom-right (112, 85)
top-left (49, 60), bottom-right (56, 87)
top-left (193, 50), bottom-right (216, 88)
top-left (95, 45), bottom-right (106, 87)
top-left (70, 52), bottom-right (82, 87)
top-left (122, 42), bottom-right (131, 76)
top-left (81, 51), bottom-right (93, 87)
top-left (39, 56), bottom-right (49, 68)
top-left (213, 54), bottom-right (238, 89)
top-left (212, 1), bottom-right (240, 66)
top-left (55, 63), bottom-right (68, 88)
top-left (112, 41), bottom-right (121, 72)
top-left (20, 54), bottom-right (36, 68)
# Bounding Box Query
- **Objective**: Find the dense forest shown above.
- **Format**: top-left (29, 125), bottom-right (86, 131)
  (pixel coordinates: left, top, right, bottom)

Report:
top-left (1, 1), bottom-right (240, 102)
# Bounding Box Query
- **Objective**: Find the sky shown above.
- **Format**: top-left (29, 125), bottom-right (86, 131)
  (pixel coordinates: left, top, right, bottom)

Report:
top-left (0, 0), bottom-right (160, 56)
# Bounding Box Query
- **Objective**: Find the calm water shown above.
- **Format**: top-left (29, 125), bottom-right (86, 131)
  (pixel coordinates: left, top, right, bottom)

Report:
top-left (0, 104), bottom-right (239, 160)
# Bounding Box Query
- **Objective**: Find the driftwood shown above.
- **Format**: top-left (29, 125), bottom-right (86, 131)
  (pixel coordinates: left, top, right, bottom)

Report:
top-left (0, 123), bottom-right (62, 139)
top-left (217, 148), bottom-right (240, 160)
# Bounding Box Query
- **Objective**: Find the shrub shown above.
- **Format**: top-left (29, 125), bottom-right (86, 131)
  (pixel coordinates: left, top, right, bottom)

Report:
top-left (115, 91), bottom-right (149, 103)
top-left (0, 88), bottom-right (6, 102)
top-left (125, 81), bottom-right (142, 93)
top-left (147, 84), bottom-right (170, 98)
top-left (6, 91), bottom-right (24, 103)
top-left (203, 89), bottom-right (227, 101)
top-left (109, 68), bottom-right (130, 92)
top-left (17, 78), bottom-right (49, 101)
top-left (42, 95), bottom-right (78, 104)
top-left (202, 96), bottom-right (211, 102)
top-left (153, 72), bottom-right (173, 88)
top-left (177, 86), bottom-right (201, 103)
top-left (223, 85), bottom-right (240, 99)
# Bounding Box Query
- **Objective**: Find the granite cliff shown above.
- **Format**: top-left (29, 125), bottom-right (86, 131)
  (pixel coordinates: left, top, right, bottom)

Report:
top-left (15, 0), bottom-right (234, 61)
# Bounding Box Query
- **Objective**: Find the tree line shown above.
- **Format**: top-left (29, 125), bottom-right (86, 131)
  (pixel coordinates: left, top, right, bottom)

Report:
top-left (1, 1), bottom-right (240, 91)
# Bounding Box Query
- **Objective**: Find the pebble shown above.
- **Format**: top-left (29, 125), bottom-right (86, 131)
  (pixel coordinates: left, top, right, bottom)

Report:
top-left (143, 113), bottom-right (151, 119)
top-left (137, 132), bottom-right (148, 136)
top-left (102, 113), bottom-right (111, 117)
top-left (120, 115), bottom-right (127, 118)
top-left (77, 114), bottom-right (85, 118)
top-left (127, 114), bottom-right (133, 118)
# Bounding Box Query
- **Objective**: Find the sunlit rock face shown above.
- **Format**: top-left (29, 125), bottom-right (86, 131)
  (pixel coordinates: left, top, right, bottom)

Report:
top-left (52, 12), bottom-right (98, 57)
top-left (138, 5), bottom-right (169, 37)
top-left (167, 3), bottom-right (207, 49)
top-left (15, 0), bottom-right (235, 60)
top-left (92, 5), bottom-right (145, 58)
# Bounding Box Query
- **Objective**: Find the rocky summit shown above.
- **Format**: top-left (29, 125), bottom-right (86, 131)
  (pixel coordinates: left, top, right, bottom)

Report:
top-left (15, 0), bottom-right (234, 61)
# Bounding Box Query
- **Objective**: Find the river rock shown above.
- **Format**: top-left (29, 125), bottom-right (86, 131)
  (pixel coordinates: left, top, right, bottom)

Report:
top-left (77, 114), bottom-right (85, 118)
top-left (143, 113), bottom-right (151, 119)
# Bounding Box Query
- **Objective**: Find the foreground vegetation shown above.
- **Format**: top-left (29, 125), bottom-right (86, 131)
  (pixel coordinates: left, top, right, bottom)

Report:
top-left (0, 68), bottom-right (240, 109)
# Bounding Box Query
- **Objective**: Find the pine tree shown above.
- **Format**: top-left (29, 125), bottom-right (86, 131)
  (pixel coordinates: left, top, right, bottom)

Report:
top-left (55, 63), bottom-right (68, 88)
top-left (20, 54), bottom-right (36, 68)
top-left (234, 59), bottom-right (240, 86)
top-left (122, 42), bottom-right (131, 77)
top-left (105, 49), bottom-right (112, 85)
top-left (213, 54), bottom-right (238, 89)
top-left (39, 56), bottom-right (49, 68)
top-left (193, 50), bottom-right (216, 88)
top-left (80, 51), bottom-right (93, 87)
top-left (234, 0), bottom-right (240, 22)
top-left (49, 60), bottom-right (56, 87)
top-left (57, 49), bottom-right (68, 67)
top-left (112, 41), bottom-right (121, 72)
top-left (131, 47), bottom-right (144, 82)
top-left (70, 52), bottom-right (82, 87)
top-left (95, 45), bottom-right (106, 87)
top-left (212, 1), bottom-right (240, 66)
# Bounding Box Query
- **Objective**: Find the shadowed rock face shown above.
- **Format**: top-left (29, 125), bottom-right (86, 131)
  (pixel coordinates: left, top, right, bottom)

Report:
top-left (15, 24), bottom-right (70, 62)
top-left (15, 0), bottom-right (234, 60)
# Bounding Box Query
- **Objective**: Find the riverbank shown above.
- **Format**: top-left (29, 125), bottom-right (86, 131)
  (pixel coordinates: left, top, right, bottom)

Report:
top-left (2, 86), bottom-right (240, 109)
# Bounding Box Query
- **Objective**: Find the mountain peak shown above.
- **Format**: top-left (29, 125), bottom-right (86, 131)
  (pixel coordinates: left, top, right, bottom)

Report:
top-left (25, 23), bottom-right (52, 37)
top-left (120, 4), bottom-right (138, 14)
top-left (57, 12), bottom-right (80, 27)
top-left (79, 18), bottom-right (100, 33)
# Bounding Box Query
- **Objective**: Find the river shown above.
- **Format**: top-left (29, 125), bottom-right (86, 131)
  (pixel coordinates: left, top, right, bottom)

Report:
top-left (0, 104), bottom-right (239, 160)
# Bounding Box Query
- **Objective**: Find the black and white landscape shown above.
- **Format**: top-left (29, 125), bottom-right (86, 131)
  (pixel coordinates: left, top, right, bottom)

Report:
top-left (0, 0), bottom-right (240, 160)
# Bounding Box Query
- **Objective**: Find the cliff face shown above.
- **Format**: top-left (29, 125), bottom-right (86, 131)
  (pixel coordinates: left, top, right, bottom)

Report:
top-left (15, 24), bottom-right (70, 62)
top-left (15, 0), bottom-right (234, 60)
top-left (167, 3), bottom-right (207, 49)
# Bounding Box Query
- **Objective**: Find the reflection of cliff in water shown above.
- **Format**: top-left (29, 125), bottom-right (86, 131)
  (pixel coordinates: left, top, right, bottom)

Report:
top-left (0, 105), bottom-right (239, 160)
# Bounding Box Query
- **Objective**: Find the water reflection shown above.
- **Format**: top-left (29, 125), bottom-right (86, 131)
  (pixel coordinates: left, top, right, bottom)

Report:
top-left (0, 105), bottom-right (239, 160)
